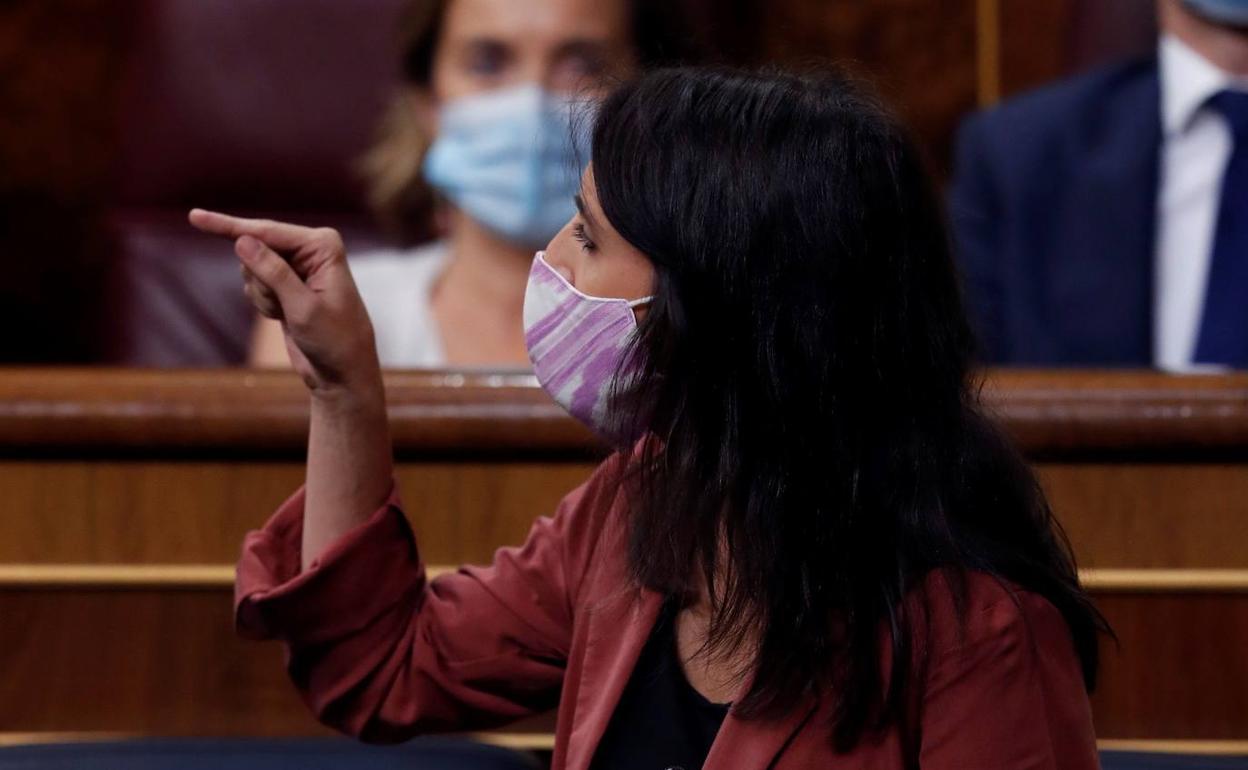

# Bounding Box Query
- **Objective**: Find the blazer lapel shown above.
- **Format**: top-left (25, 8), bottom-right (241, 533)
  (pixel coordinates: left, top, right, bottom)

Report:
top-left (1050, 62), bottom-right (1161, 364)
top-left (563, 587), bottom-right (664, 770)
top-left (561, 583), bottom-right (819, 770)
top-left (703, 694), bottom-right (820, 770)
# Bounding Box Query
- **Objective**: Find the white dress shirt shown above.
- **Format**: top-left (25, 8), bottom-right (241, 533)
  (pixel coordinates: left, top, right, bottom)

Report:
top-left (1155, 35), bottom-right (1248, 371)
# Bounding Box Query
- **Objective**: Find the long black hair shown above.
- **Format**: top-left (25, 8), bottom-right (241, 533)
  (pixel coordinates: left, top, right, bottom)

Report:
top-left (592, 67), bottom-right (1109, 750)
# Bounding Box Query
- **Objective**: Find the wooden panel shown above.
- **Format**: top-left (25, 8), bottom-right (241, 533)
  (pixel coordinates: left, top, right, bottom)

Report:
top-left (0, 1), bottom-right (132, 364)
top-left (1039, 463), bottom-right (1248, 569)
top-left (0, 588), bottom-right (552, 739)
top-left (0, 2), bottom-right (132, 200)
top-left (1, 369), bottom-right (1246, 570)
top-left (996, 0), bottom-right (1158, 100)
top-left (2, 460), bottom-right (1246, 569)
top-left (996, 0), bottom-right (1075, 99)
top-left (0, 590), bottom-right (299, 735)
top-left (0, 461), bottom-right (595, 565)
top-left (2, 586), bottom-right (1243, 740)
top-left (1092, 592), bottom-right (1248, 739)
top-left (740, 0), bottom-right (978, 176)
top-left (0, 369), bottom-right (1245, 743)
top-left (0, 588), bottom-right (556, 738)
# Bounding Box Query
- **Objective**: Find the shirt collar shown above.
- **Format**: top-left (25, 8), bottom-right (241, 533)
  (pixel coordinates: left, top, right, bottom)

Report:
top-left (1158, 34), bottom-right (1248, 136)
top-left (1160, 33), bottom-right (1237, 136)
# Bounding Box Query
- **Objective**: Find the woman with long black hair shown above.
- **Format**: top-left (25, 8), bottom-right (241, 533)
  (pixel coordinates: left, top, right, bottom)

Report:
top-left (191, 67), bottom-right (1107, 769)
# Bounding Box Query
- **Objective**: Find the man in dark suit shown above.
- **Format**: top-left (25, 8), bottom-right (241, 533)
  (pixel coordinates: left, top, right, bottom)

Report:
top-left (950, 0), bottom-right (1248, 368)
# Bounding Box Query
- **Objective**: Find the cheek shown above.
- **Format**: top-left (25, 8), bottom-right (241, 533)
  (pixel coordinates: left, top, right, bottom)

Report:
top-left (542, 222), bottom-right (581, 283)
top-left (433, 68), bottom-right (493, 101)
top-left (615, 251), bottom-right (657, 301)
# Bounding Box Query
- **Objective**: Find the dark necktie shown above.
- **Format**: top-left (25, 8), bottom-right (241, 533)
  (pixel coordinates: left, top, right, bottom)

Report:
top-left (1193, 89), bottom-right (1248, 366)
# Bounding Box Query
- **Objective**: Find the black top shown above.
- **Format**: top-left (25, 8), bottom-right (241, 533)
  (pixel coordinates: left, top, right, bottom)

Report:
top-left (590, 600), bottom-right (732, 770)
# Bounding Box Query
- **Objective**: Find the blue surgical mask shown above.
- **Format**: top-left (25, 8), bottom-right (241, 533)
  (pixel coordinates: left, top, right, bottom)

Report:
top-left (423, 84), bottom-right (593, 249)
top-left (1184, 0), bottom-right (1248, 26)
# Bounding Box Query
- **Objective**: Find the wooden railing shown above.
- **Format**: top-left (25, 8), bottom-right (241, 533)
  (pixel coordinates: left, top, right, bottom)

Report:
top-left (2, 368), bottom-right (1246, 455)
top-left (0, 368), bottom-right (1245, 751)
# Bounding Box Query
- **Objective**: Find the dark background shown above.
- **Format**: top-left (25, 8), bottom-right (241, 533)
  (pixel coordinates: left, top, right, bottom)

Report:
top-left (0, 0), bottom-right (1156, 364)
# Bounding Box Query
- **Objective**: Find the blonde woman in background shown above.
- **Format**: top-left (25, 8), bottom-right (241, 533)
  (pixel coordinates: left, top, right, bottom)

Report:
top-left (251, 0), bottom-right (695, 368)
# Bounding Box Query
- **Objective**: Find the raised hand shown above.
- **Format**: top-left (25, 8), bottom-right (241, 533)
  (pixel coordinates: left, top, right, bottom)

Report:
top-left (188, 209), bottom-right (381, 396)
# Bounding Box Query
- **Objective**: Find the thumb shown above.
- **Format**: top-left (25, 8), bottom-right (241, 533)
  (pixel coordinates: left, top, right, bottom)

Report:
top-left (235, 235), bottom-right (313, 311)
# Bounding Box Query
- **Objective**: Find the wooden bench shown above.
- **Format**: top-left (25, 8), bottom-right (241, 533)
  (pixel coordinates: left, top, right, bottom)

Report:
top-left (0, 368), bottom-right (1245, 756)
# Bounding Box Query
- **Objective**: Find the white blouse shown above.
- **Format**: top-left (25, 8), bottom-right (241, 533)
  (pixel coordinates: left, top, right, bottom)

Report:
top-left (349, 241), bottom-right (449, 368)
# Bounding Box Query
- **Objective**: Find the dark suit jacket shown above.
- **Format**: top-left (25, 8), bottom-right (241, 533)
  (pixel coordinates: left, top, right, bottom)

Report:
top-left (949, 58), bottom-right (1162, 365)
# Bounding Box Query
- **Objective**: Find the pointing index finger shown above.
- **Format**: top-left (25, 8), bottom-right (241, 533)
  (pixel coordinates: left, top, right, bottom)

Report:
top-left (188, 209), bottom-right (316, 251)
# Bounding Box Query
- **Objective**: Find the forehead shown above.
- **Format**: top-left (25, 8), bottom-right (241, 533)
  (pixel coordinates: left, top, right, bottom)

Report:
top-left (579, 165), bottom-right (601, 207)
top-left (442, 0), bottom-right (631, 42)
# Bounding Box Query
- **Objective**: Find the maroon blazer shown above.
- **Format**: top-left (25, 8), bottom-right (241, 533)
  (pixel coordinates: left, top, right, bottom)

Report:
top-left (235, 453), bottom-right (1101, 769)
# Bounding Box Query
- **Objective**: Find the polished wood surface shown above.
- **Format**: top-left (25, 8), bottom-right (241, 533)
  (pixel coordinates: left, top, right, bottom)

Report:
top-left (0, 461), bottom-right (595, 565)
top-left (0, 370), bottom-right (595, 457)
top-left (3, 459), bottom-right (1246, 569)
top-left (0, 586), bottom-right (558, 739)
top-left (742, 0), bottom-right (978, 175)
top-left (1092, 592), bottom-right (1248, 739)
top-left (1, 369), bottom-right (1246, 570)
top-left (1, 368), bottom-right (1245, 456)
top-left (1, 587), bottom-right (1243, 740)
top-left (997, 0), bottom-right (1158, 99)
top-left (1041, 463), bottom-right (1248, 568)
top-left (5, 564), bottom-right (1248, 593)
top-left (0, 368), bottom-right (1245, 744)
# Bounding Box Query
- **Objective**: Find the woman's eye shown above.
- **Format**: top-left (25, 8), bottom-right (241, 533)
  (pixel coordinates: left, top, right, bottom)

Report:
top-left (559, 51), bottom-right (607, 79)
top-left (463, 42), bottom-right (507, 77)
top-left (572, 222), bottom-right (597, 252)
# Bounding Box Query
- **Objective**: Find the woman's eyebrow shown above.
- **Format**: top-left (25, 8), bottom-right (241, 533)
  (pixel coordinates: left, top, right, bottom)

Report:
top-left (573, 193), bottom-right (598, 229)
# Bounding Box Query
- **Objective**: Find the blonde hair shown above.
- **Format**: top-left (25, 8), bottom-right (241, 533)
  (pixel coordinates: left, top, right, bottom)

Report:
top-left (359, 90), bottom-right (436, 244)
top-left (359, 0), bottom-right (446, 244)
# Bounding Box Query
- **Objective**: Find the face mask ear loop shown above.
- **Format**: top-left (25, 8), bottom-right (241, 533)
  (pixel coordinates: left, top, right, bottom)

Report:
top-left (536, 251), bottom-right (656, 308)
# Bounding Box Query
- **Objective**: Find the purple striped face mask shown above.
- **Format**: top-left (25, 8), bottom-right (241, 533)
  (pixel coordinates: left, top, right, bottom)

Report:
top-left (523, 251), bottom-right (652, 443)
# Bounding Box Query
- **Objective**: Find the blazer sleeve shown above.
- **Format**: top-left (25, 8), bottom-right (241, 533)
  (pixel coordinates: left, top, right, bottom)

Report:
top-left (917, 582), bottom-right (1100, 770)
top-left (948, 113), bottom-right (1008, 365)
top-left (233, 454), bottom-right (624, 743)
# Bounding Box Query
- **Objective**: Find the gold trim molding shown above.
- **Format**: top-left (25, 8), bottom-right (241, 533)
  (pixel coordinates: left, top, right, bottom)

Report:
top-left (1082, 569), bottom-right (1248, 592)
top-left (3, 565), bottom-right (1248, 593)
top-left (0, 733), bottom-right (1243, 756)
top-left (975, 0), bottom-right (1001, 106)
top-left (1097, 739), bottom-right (1248, 755)
top-left (0, 730), bottom-right (555, 751)
top-left (0, 563), bottom-right (451, 588)
top-left (0, 564), bottom-right (234, 588)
